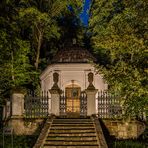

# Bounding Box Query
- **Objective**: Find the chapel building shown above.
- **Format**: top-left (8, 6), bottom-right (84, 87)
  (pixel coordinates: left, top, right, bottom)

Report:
top-left (40, 44), bottom-right (107, 116)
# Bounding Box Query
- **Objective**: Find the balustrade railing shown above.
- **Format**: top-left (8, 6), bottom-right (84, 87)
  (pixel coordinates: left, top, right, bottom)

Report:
top-left (97, 91), bottom-right (122, 118)
top-left (24, 91), bottom-right (49, 118)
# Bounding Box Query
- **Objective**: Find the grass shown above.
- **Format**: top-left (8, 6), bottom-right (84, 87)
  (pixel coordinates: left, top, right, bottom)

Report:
top-left (0, 134), bottom-right (38, 148)
top-left (112, 140), bottom-right (147, 148)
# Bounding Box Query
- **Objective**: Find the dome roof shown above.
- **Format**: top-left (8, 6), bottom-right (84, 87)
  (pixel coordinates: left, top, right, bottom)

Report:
top-left (52, 46), bottom-right (96, 63)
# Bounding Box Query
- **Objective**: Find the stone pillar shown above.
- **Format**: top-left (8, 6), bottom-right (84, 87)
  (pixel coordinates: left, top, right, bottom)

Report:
top-left (11, 93), bottom-right (24, 117)
top-left (49, 90), bottom-right (61, 116)
top-left (85, 89), bottom-right (98, 116)
top-left (49, 72), bottom-right (61, 116)
top-left (85, 72), bottom-right (98, 116)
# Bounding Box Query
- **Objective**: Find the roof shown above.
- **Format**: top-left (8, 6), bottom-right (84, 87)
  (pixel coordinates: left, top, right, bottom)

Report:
top-left (52, 46), bottom-right (96, 63)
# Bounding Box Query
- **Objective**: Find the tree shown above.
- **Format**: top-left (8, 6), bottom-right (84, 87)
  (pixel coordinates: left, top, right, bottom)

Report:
top-left (0, 0), bottom-right (84, 102)
top-left (57, 7), bottom-right (85, 47)
top-left (18, 0), bottom-right (83, 70)
top-left (0, 0), bottom-right (33, 102)
top-left (89, 0), bottom-right (148, 116)
top-left (18, 0), bottom-right (67, 70)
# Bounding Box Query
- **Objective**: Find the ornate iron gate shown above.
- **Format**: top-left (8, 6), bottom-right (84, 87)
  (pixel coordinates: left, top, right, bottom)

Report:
top-left (24, 92), bottom-right (49, 118)
top-left (59, 91), bottom-right (87, 117)
top-left (97, 91), bottom-right (122, 118)
top-left (66, 87), bottom-right (81, 113)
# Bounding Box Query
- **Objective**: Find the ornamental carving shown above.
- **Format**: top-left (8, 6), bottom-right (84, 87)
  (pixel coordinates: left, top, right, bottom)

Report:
top-left (87, 72), bottom-right (95, 90)
top-left (53, 72), bottom-right (59, 84)
top-left (51, 72), bottom-right (60, 90)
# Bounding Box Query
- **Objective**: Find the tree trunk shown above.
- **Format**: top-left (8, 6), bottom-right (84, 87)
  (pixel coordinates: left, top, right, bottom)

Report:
top-left (11, 51), bottom-right (15, 83)
top-left (34, 26), bottom-right (43, 70)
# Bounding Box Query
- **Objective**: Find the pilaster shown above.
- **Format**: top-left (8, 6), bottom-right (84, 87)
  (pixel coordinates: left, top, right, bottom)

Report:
top-left (85, 89), bottom-right (98, 116)
top-left (11, 93), bottom-right (24, 117)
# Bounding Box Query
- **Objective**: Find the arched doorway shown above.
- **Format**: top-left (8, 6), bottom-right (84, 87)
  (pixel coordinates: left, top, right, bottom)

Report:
top-left (65, 83), bottom-right (81, 117)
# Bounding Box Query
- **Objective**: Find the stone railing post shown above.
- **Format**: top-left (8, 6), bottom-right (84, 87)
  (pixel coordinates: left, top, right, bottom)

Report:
top-left (11, 93), bottom-right (24, 117)
top-left (85, 89), bottom-right (98, 116)
top-left (49, 72), bottom-right (61, 116)
top-left (49, 90), bottom-right (61, 116)
top-left (85, 72), bottom-right (98, 116)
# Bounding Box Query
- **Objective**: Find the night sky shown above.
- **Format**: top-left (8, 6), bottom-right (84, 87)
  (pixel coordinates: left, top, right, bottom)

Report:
top-left (80, 0), bottom-right (91, 26)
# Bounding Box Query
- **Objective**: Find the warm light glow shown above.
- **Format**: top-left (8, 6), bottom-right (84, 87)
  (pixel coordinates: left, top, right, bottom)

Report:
top-left (66, 86), bottom-right (81, 113)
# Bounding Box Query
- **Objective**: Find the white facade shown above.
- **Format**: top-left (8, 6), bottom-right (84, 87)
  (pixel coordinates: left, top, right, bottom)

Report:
top-left (40, 63), bottom-right (107, 96)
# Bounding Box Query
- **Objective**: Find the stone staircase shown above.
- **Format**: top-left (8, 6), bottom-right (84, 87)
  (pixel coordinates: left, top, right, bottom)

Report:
top-left (34, 117), bottom-right (108, 148)
top-left (43, 118), bottom-right (100, 148)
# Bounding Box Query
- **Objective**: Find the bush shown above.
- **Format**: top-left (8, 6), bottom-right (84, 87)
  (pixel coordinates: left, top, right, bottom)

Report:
top-left (112, 140), bottom-right (147, 148)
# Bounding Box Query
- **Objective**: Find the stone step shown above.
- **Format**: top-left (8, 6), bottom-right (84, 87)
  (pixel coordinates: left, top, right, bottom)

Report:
top-left (54, 118), bottom-right (92, 120)
top-left (44, 141), bottom-right (98, 145)
top-left (43, 146), bottom-right (99, 148)
top-left (48, 133), bottom-right (97, 137)
top-left (46, 137), bottom-right (97, 141)
top-left (53, 119), bottom-right (92, 123)
top-left (46, 139), bottom-right (97, 142)
top-left (49, 130), bottom-right (96, 133)
top-left (52, 123), bottom-right (94, 126)
top-left (54, 118), bottom-right (91, 120)
top-left (53, 120), bottom-right (92, 122)
top-left (50, 127), bottom-right (95, 130)
top-left (52, 122), bottom-right (93, 124)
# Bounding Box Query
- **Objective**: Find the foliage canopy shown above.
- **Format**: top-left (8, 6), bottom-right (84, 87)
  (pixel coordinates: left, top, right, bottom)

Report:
top-left (89, 0), bottom-right (148, 116)
top-left (0, 0), bottom-right (83, 103)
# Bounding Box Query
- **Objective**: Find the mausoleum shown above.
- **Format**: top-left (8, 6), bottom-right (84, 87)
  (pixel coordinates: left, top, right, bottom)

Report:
top-left (40, 45), bottom-right (107, 116)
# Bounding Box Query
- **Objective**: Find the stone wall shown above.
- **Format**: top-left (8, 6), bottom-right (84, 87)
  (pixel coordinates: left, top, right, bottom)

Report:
top-left (102, 119), bottom-right (146, 139)
top-left (8, 117), bottom-right (45, 135)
